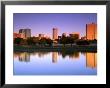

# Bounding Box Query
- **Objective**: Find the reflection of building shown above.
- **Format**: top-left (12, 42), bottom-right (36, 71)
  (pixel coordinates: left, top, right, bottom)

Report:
top-left (52, 52), bottom-right (58, 63)
top-left (86, 23), bottom-right (97, 40)
top-left (53, 28), bottom-right (58, 40)
top-left (14, 33), bottom-right (25, 39)
top-left (19, 28), bottom-right (31, 39)
top-left (69, 32), bottom-right (80, 39)
top-left (86, 53), bottom-right (97, 68)
top-left (19, 52), bottom-right (30, 62)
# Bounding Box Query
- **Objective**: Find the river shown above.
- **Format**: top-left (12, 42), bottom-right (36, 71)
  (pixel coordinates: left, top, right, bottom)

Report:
top-left (14, 51), bottom-right (97, 75)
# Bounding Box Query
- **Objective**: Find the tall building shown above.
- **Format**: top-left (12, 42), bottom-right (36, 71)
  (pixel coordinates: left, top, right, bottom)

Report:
top-left (86, 23), bottom-right (97, 40)
top-left (53, 28), bottom-right (58, 40)
top-left (19, 28), bottom-right (31, 39)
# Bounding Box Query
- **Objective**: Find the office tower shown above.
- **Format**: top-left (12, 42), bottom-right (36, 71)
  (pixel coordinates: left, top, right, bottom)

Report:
top-left (86, 53), bottom-right (97, 68)
top-left (53, 28), bottom-right (58, 40)
top-left (69, 32), bottom-right (80, 39)
top-left (86, 23), bottom-right (97, 40)
top-left (19, 28), bottom-right (31, 39)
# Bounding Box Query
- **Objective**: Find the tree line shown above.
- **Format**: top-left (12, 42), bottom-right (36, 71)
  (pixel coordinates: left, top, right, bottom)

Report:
top-left (14, 35), bottom-right (97, 47)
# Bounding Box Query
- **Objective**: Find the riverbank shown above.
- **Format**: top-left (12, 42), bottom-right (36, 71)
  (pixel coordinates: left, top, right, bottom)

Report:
top-left (14, 45), bottom-right (97, 52)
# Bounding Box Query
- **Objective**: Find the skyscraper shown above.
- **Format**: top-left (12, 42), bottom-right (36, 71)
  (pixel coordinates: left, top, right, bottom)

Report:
top-left (19, 28), bottom-right (31, 39)
top-left (86, 23), bottom-right (97, 40)
top-left (53, 28), bottom-right (58, 40)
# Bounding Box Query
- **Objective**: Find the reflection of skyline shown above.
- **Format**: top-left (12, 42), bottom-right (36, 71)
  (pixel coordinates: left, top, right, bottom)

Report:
top-left (14, 52), bottom-right (97, 69)
top-left (86, 53), bottom-right (97, 68)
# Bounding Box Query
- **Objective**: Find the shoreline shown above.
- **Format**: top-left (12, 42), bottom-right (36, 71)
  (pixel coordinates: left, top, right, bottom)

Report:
top-left (14, 45), bottom-right (97, 52)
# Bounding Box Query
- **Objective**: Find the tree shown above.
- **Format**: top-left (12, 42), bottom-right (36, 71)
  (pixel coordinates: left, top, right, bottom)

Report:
top-left (46, 38), bottom-right (53, 46)
top-left (14, 38), bottom-right (23, 45)
top-left (39, 38), bottom-right (46, 47)
top-left (67, 37), bottom-right (74, 47)
top-left (32, 37), bottom-right (39, 45)
top-left (20, 39), bottom-right (27, 45)
top-left (60, 36), bottom-right (67, 47)
top-left (73, 34), bottom-right (79, 40)
top-left (27, 37), bottom-right (37, 45)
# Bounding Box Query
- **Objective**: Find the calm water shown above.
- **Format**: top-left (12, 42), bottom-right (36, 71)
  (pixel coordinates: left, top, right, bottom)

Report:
top-left (14, 51), bottom-right (97, 75)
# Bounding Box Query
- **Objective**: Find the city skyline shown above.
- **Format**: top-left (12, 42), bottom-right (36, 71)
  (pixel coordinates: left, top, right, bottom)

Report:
top-left (14, 13), bottom-right (97, 38)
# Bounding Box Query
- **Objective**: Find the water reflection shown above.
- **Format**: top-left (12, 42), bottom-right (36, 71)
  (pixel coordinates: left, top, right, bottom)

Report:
top-left (86, 53), bottom-right (97, 68)
top-left (58, 51), bottom-right (79, 59)
top-left (14, 51), bottom-right (97, 75)
top-left (14, 52), bottom-right (30, 62)
top-left (14, 51), bottom-right (97, 69)
top-left (52, 52), bottom-right (58, 63)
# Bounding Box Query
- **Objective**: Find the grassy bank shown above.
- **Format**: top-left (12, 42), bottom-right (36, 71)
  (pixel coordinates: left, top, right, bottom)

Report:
top-left (14, 45), bottom-right (97, 52)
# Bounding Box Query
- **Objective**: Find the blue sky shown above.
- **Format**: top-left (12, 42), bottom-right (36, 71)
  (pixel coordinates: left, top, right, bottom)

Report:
top-left (14, 13), bottom-right (97, 38)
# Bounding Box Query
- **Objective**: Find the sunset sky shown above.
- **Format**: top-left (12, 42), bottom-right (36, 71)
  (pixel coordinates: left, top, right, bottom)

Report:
top-left (14, 13), bottom-right (97, 38)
